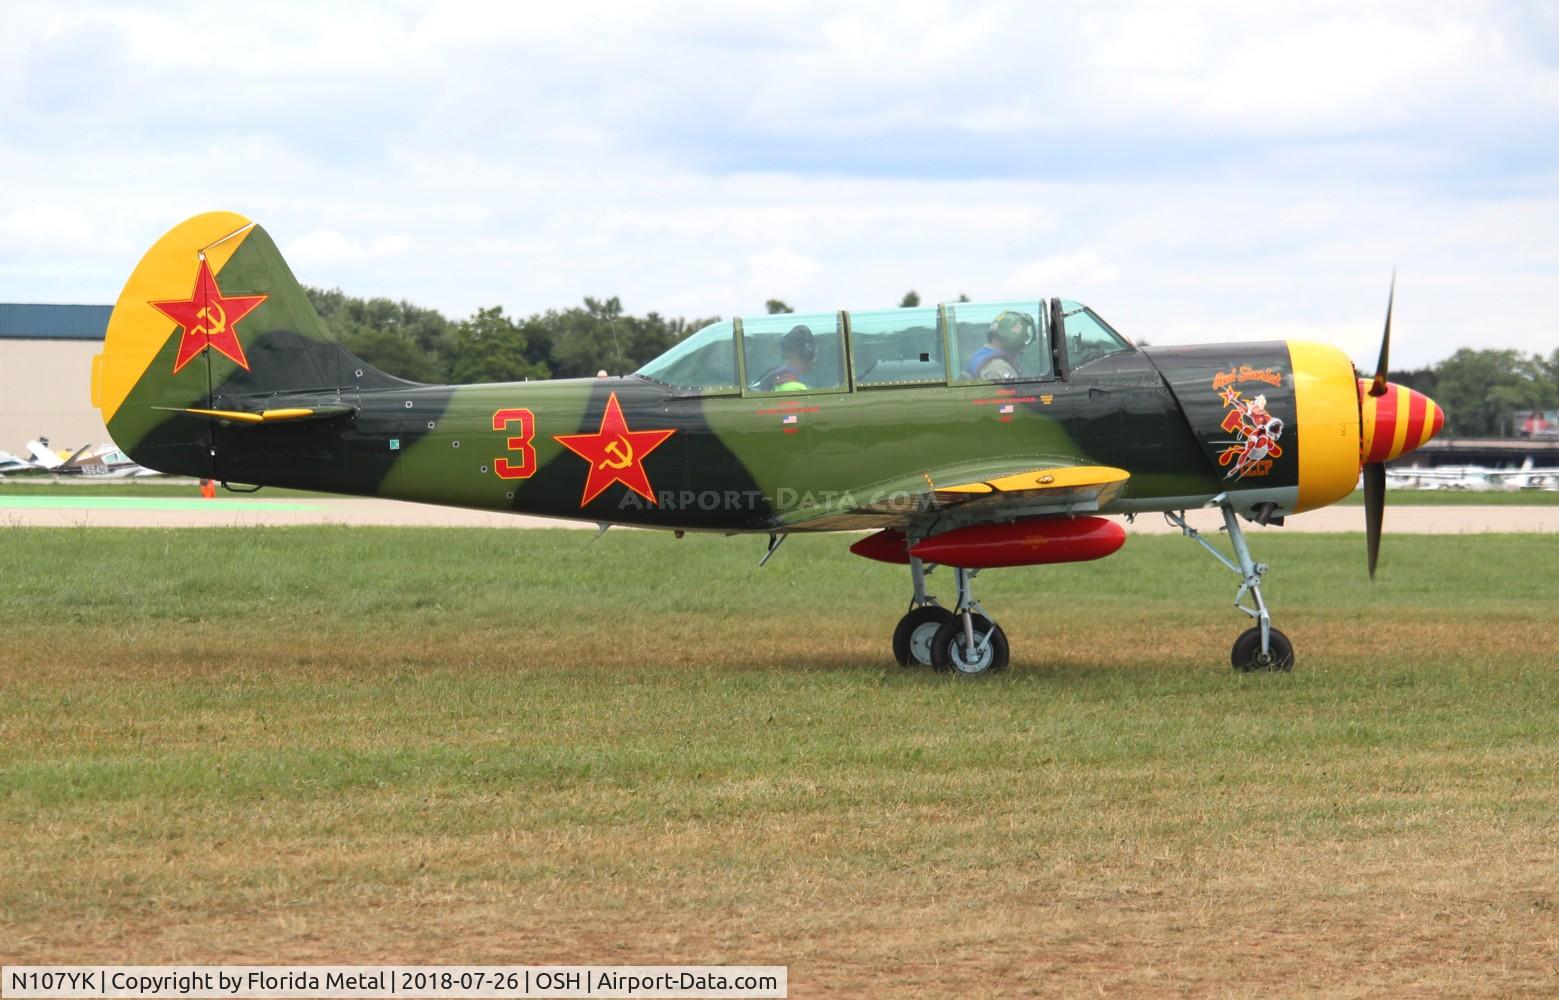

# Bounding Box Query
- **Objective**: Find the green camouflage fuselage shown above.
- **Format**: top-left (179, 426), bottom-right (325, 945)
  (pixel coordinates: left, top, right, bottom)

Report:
top-left (103, 220), bottom-right (1334, 530)
top-left (117, 345), bottom-right (1306, 532)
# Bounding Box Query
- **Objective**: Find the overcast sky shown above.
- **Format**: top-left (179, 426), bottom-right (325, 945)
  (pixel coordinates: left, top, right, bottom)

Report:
top-left (2, 0), bottom-right (1556, 368)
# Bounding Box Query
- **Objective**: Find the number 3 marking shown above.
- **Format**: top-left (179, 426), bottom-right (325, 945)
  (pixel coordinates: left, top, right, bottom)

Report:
top-left (492, 408), bottom-right (536, 479)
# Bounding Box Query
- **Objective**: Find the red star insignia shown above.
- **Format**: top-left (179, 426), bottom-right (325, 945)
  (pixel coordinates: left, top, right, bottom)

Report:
top-left (1218, 385), bottom-right (1243, 408)
top-left (553, 392), bottom-right (677, 506)
top-left (149, 257), bottom-right (268, 374)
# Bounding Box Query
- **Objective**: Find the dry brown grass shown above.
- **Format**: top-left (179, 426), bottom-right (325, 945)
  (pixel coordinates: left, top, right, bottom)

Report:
top-left (2, 528), bottom-right (1557, 997)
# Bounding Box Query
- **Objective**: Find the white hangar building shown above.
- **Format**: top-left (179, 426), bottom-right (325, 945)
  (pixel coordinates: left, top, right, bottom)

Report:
top-left (0, 303), bottom-right (113, 455)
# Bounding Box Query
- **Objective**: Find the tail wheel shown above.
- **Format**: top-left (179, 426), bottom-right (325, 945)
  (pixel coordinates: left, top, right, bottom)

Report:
top-left (1231, 627), bottom-right (1294, 672)
top-left (929, 614), bottom-right (1009, 676)
top-left (893, 606), bottom-right (955, 666)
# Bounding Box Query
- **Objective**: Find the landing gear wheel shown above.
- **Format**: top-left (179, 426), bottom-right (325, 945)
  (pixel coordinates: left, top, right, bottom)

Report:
top-left (893, 606), bottom-right (955, 666)
top-left (1231, 627), bottom-right (1294, 672)
top-left (929, 614), bottom-right (1009, 676)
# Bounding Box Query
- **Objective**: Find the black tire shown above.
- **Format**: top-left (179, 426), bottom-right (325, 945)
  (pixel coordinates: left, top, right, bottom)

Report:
top-left (893, 606), bottom-right (956, 666)
top-left (1231, 626), bottom-right (1294, 672)
top-left (929, 614), bottom-right (1010, 676)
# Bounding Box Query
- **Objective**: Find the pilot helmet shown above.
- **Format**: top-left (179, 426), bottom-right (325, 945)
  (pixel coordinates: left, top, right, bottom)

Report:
top-left (783, 324), bottom-right (818, 362)
top-left (989, 311), bottom-right (1036, 349)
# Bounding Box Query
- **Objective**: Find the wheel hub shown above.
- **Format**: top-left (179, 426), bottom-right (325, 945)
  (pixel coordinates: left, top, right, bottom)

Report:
top-left (949, 635), bottom-right (994, 673)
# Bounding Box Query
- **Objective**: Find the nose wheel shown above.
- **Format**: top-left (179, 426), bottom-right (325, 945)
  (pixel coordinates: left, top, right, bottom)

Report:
top-left (1168, 498), bottom-right (1296, 672)
top-left (1231, 626), bottom-right (1294, 671)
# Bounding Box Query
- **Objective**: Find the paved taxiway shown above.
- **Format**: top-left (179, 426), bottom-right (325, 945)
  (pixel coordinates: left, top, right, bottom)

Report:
top-left (1, 494), bottom-right (1555, 533)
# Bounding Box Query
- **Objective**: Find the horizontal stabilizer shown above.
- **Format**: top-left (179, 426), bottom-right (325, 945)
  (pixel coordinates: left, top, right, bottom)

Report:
top-left (167, 404), bottom-right (356, 425)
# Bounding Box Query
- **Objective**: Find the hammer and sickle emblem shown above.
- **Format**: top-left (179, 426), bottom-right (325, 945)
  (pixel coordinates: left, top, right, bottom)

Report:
top-left (194, 301), bottom-right (227, 338)
top-left (599, 437), bottom-right (634, 470)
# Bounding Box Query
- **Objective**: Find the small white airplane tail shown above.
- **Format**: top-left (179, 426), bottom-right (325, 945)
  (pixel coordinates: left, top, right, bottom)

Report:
top-left (24, 439), bottom-right (63, 469)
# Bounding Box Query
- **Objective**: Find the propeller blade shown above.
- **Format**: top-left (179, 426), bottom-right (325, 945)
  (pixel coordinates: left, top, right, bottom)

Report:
top-left (1369, 271), bottom-right (1394, 397)
top-left (1364, 461), bottom-right (1386, 579)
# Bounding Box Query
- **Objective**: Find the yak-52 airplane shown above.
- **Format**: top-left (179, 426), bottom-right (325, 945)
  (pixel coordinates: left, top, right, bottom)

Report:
top-left (93, 212), bottom-right (1446, 675)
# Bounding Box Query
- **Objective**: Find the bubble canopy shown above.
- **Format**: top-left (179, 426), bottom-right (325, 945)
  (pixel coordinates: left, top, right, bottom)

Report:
top-left (634, 319), bottom-right (739, 392)
top-left (633, 299), bottom-right (1133, 394)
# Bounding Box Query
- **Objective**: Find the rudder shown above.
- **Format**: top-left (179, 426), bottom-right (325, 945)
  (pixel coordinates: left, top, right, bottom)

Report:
top-left (93, 211), bottom-right (357, 478)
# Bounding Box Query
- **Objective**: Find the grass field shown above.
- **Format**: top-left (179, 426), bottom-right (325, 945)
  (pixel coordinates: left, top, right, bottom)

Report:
top-left (1335, 488), bottom-right (1559, 505)
top-left (2, 527), bottom-right (1556, 997)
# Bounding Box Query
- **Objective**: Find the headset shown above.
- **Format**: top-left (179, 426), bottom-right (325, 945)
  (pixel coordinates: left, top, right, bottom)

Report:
top-left (988, 311), bottom-right (1036, 350)
top-left (781, 324), bottom-right (818, 361)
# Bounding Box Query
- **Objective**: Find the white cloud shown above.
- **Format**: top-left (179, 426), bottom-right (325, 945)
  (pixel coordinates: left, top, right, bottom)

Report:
top-left (747, 247), bottom-right (823, 301)
top-left (0, 205), bottom-right (94, 249)
top-left (284, 231), bottom-right (410, 265)
top-left (0, 0), bottom-right (1555, 368)
top-left (1003, 250), bottom-right (1122, 293)
top-left (1080, 7), bottom-right (1499, 132)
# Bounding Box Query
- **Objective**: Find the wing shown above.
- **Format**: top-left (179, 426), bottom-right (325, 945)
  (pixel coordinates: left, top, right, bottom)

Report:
top-left (779, 460), bottom-right (1130, 531)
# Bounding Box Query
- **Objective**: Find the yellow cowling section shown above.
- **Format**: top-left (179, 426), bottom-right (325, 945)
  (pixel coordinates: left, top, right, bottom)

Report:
top-left (91, 211), bottom-right (255, 423)
top-left (1287, 340), bottom-right (1363, 514)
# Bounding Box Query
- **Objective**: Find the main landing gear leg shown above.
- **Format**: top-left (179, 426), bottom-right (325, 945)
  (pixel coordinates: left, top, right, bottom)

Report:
top-left (927, 567), bottom-right (1010, 676)
top-left (891, 555), bottom-right (953, 667)
top-left (1165, 499), bottom-right (1295, 672)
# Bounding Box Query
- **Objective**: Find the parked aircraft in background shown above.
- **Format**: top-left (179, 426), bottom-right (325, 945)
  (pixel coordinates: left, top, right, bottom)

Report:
top-left (71, 444), bottom-right (157, 478)
top-left (10, 438), bottom-right (154, 478)
top-left (24, 439), bottom-right (90, 471)
top-left (1389, 457), bottom-right (1559, 491)
top-left (24, 439), bottom-right (65, 470)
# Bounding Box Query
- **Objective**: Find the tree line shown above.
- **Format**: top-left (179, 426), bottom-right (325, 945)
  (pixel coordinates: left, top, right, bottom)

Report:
top-left (306, 287), bottom-right (1556, 437)
top-left (1389, 349), bottom-right (1558, 437)
top-left (302, 287), bottom-right (929, 385)
top-left (305, 287), bottom-right (716, 385)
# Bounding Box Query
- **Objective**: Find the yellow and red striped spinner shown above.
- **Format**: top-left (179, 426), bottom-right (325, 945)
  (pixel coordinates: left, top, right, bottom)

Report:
top-left (1358, 379), bottom-right (1445, 464)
